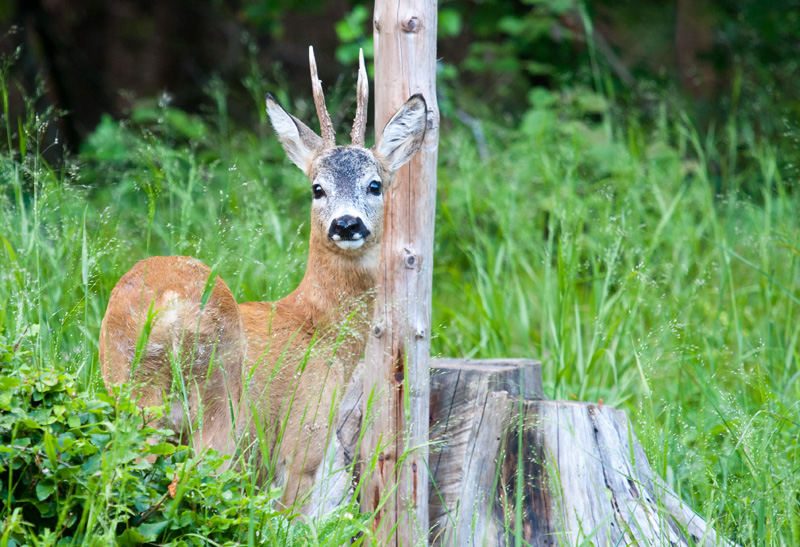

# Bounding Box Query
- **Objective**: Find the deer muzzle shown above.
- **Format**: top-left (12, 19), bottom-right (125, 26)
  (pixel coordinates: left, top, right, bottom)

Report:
top-left (329, 215), bottom-right (371, 246)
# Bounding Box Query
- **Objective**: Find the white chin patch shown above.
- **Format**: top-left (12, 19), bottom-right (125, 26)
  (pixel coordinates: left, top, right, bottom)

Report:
top-left (335, 239), bottom-right (366, 251)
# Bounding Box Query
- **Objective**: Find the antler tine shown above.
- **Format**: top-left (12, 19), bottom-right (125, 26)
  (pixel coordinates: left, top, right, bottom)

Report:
top-left (350, 48), bottom-right (369, 147)
top-left (309, 46), bottom-right (336, 148)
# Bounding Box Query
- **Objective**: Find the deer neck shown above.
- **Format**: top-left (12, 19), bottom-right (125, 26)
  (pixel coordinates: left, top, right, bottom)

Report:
top-left (285, 234), bottom-right (380, 330)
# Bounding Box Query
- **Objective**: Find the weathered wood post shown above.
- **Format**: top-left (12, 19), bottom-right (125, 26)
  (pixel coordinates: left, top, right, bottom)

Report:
top-left (361, 0), bottom-right (439, 544)
top-left (326, 359), bottom-right (737, 547)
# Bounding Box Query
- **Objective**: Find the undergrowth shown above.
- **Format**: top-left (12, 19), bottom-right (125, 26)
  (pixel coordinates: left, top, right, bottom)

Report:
top-left (0, 363), bottom-right (368, 546)
top-left (1, 64), bottom-right (799, 545)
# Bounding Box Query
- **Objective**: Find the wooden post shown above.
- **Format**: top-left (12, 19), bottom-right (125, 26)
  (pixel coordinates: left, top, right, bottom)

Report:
top-left (362, 0), bottom-right (439, 544)
top-left (319, 359), bottom-right (737, 546)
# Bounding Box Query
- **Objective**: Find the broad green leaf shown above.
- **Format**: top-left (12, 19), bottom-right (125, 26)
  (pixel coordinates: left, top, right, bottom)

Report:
top-left (35, 480), bottom-right (55, 501)
top-left (149, 442), bottom-right (176, 456)
top-left (0, 391), bottom-right (10, 411)
top-left (43, 432), bottom-right (59, 469)
top-left (116, 528), bottom-right (148, 546)
top-left (136, 520), bottom-right (169, 539)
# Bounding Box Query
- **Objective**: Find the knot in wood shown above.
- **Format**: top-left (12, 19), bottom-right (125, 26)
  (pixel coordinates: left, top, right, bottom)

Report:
top-left (426, 110), bottom-right (438, 130)
top-left (402, 16), bottom-right (421, 33)
top-left (402, 247), bottom-right (418, 269)
top-left (373, 18), bottom-right (381, 32)
top-left (372, 322), bottom-right (385, 338)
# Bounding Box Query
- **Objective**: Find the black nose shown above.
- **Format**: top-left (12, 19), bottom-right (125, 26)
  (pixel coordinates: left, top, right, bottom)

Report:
top-left (329, 215), bottom-right (370, 241)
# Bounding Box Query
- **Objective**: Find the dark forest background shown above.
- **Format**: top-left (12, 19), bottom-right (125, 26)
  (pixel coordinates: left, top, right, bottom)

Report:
top-left (2, 0), bottom-right (798, 155)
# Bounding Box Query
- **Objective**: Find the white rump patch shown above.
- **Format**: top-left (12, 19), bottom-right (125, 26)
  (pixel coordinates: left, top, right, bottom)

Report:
top-left (159, 290), bottom-right (183, 328)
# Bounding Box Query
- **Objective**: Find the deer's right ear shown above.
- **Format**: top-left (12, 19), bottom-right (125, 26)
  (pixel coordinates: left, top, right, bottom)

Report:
top-left (266, 94), bottom-right (323, 175)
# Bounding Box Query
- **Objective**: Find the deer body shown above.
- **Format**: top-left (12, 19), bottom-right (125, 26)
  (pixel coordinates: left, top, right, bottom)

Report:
top-left (98, 48), bottom-right (427, 508)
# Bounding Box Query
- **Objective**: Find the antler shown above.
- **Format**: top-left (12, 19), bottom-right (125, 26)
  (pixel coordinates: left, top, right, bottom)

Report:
top-left (350, 48), bottom-right (368, 146)
top-left (309, 46), bottom-right (336, 148)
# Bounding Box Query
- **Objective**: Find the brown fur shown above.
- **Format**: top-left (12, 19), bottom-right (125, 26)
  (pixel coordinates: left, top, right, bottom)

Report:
top-left (99, 241), bottom-right (377, 507)
top-left (99, 91), bottom-right (427, 509)
top-left (99, 256), bottom-right (247, 456)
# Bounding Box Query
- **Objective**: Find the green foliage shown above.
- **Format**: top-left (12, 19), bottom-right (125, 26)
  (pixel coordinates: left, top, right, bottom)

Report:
top-left (2, 33), bottom-right (800, 544)
top-left (331, 0), bottom-right (581, 109)
top-left (326, 0), bottom-right (799, 166)
top-left (237, 0), bottom-right (328, 40)
top-left (433, 85), bottom-right (800, 543)
top-left (334, 4), bottom-right (373, 66)
top-left (0, 360), bottom-right (369, 546)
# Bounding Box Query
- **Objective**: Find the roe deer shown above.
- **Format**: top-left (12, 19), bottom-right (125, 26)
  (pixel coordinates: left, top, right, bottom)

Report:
top-left (98, 47), bottom-right (428, 508)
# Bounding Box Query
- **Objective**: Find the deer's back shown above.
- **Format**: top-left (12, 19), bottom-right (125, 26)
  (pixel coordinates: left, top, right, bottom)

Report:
top-left (99, 256), bottom-right (246, 446)
top-left (99, 254), bottom-right (367, 499)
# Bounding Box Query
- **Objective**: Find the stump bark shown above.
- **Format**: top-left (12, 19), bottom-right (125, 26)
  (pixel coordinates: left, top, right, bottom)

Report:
top-left (311, 358), bottom-right (737, 547)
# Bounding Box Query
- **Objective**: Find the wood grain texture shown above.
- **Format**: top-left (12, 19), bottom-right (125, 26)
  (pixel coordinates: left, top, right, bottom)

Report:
top-left (323, 357), bottom-right (736, 546)
top-left (494, 401), bottom-right (738, 547)
top-left (431, 397), bottom-right (737, 547)
top-left (362, 0), bottom-right (439, 545)
top-left (428, 359), bottom-right (543, 545)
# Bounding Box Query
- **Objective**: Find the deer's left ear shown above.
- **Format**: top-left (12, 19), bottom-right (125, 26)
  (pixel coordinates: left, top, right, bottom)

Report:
top-left (374, 94), bottom-right (428, 173)
top-left (266, 93), bottom-right (323, 175)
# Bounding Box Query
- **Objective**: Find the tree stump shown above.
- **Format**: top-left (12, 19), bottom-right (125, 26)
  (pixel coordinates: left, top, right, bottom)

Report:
top-left (311, 359), bottom-right (737, 547)
top-left (427, 357), bottom-right (544, 541)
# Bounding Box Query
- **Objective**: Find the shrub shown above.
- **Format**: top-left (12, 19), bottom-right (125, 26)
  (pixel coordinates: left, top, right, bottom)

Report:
top-left (0, 351), bottom-right (368, 546)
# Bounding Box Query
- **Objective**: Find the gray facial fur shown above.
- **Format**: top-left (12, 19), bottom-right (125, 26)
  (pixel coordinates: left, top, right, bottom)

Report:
top-left (266, 92), bottom-right (428, 257)
top-left (309, 147), bottom-right (385, 253)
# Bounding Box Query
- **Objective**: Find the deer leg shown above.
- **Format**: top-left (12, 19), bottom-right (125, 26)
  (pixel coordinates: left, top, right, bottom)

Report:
top-left (282, 421), bottom-right (329, 511)
top-left (279, 363), bottom-right (343, 510)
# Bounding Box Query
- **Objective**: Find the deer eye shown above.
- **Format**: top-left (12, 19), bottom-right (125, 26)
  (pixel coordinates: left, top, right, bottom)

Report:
top-left (312, 184), bottom-right (325, 199)
top-left (368, 180), bottom-right (382, 196)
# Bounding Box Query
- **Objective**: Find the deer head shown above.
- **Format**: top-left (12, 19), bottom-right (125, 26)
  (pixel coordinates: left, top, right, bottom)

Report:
top-left (265, 47), bottom-right (427, 258)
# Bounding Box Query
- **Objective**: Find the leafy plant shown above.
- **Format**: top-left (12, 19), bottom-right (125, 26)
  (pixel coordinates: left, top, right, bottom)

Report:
top-left (0, 356), bottom-right (369, 546)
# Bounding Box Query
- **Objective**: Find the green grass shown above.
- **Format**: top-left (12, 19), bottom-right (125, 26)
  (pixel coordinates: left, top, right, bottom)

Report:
top-left (1, 73), bottom-right (799, 545)
top-left (433, 93), bottom-right (800, 544)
